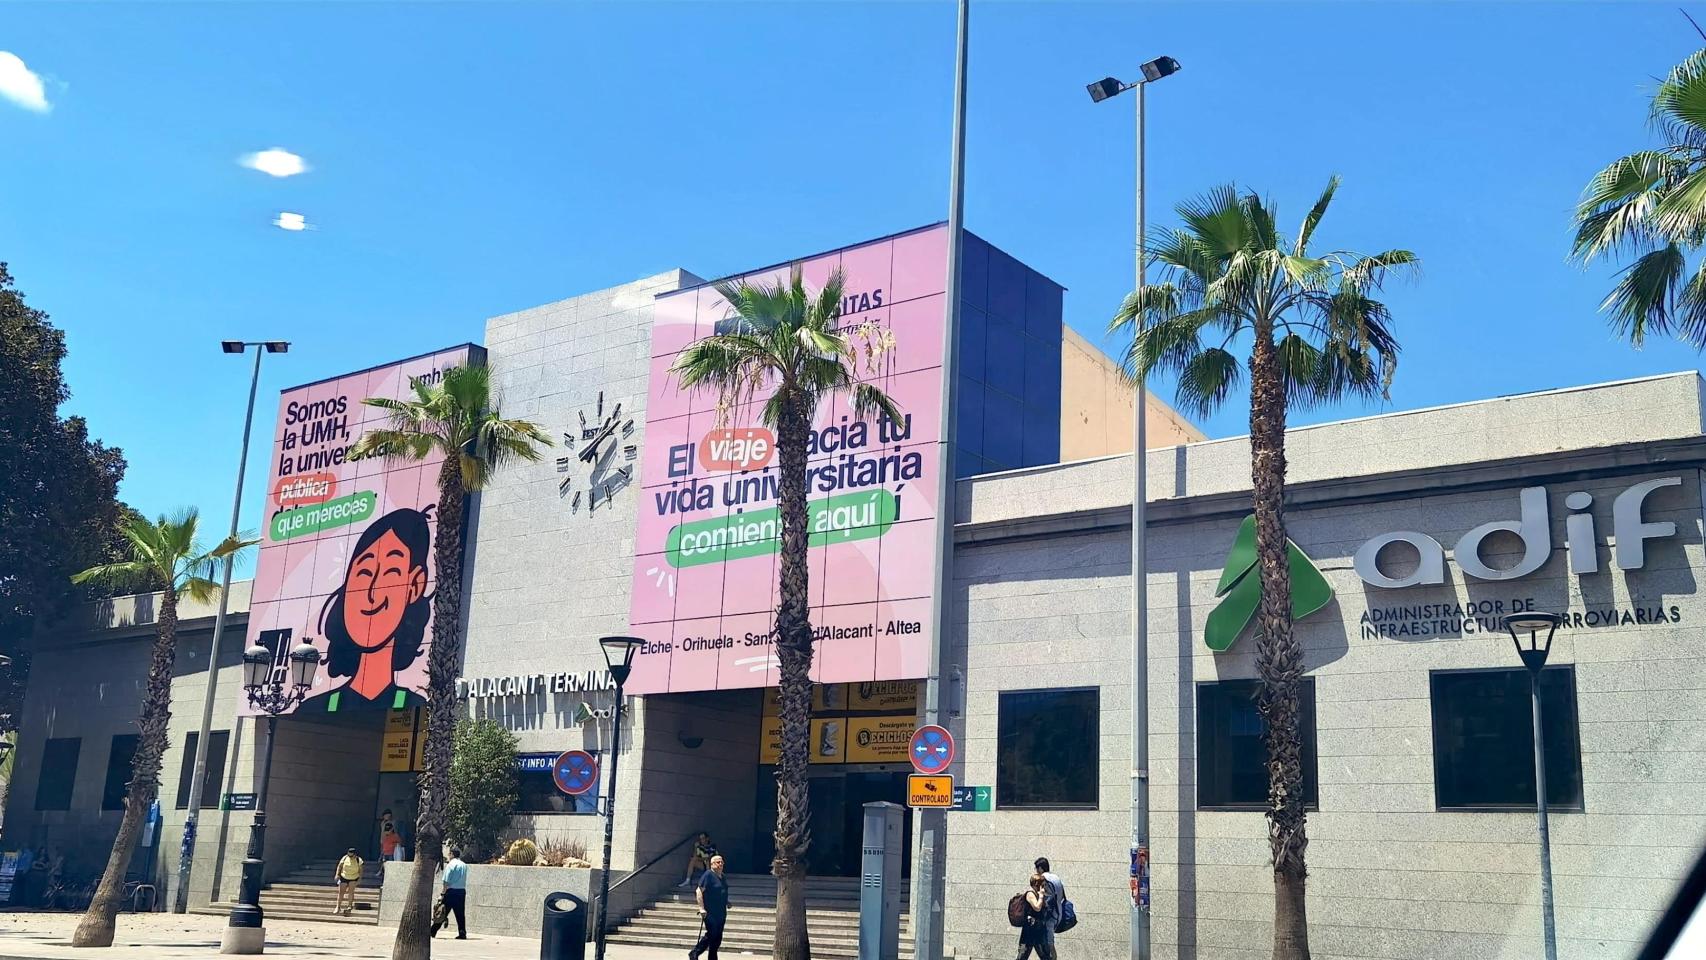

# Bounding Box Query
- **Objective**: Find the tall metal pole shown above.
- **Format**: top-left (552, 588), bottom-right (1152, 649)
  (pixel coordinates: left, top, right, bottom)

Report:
top-left (229, 714), bottom-right (277, 938)
top-left (913, 2), bottom-right (967, 959)
top-left (594, 680), bottom-right (626, 960)
top-left (1530, 671), bottom-right (1558, 960)
top-left (176, 344), bottom-right (266, 913)
top-left (1129, 80), bottom-right (1152, 960)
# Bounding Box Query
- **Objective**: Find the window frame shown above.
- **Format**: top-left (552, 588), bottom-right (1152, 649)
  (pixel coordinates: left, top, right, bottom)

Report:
top-left (1195, 678), bottom-right (1320, 813)
top-left (995, 686), bottom-right (1101, 812)
top-left (1429, 665), bottom-right (1586, 813)
top-left (513, 752), bottom-right (601, 816)
top-left (175, 730), bottom-right (231, 811)
top-left (34, 737), bottom-right (82, 811)
top-left (102, 734), bottom-right (141, 811)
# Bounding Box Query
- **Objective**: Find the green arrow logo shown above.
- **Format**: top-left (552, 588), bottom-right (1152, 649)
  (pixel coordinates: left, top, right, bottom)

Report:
top-left (1204, 515), bottom-right (1334, 652)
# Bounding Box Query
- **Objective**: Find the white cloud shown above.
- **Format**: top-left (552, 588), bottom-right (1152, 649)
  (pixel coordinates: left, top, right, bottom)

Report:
top-left (241, 148), bottom-right (309, 178)
top-left (0, 52), bottom-right (50, 113)
top-left (273, 212), bottom-right (308, 231)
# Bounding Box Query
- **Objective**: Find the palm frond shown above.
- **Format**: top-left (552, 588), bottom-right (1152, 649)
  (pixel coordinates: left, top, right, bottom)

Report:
top-left (850, 383), bottom-right (904, 427)
top-left (69, 560), bottom-right (154, 590)
top-left (180, 576), bottom-right (224, 605)
top-left (1602, 244), bottom-right (1687, 346)
top-left (1174, 348), bottom-right (1241, 420)
top-left (1295, 176), bottom-right (1341, 257)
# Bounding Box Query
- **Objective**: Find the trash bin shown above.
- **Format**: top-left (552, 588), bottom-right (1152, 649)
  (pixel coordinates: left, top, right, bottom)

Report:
top-left (540, 891), bottom-right (588, 960)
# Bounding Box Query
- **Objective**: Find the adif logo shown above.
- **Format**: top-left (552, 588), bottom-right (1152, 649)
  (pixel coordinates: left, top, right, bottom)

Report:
top-left (699, 427), bottom-right (774, 472)
top-left (1204, 516), bottom-right (1335, 652)
top-left (1353, 477), bottom-right (1681, 588)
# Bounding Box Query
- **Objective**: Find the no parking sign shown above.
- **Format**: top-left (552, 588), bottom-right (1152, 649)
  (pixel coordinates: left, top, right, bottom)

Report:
top-left (552, 750), bottom-right (599, 796)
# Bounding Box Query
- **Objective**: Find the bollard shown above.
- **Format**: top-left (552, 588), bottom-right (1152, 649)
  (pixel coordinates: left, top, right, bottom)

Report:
top-left (541, 891), bottom-right (588, 960)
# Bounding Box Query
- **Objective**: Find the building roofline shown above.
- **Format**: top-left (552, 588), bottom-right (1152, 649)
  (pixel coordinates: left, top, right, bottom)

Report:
top-left (280, 342), bottom-right (485, 393)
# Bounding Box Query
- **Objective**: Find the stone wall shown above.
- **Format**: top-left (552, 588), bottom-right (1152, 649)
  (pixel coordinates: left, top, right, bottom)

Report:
top-left (378, 861), bottom-right (596, 936)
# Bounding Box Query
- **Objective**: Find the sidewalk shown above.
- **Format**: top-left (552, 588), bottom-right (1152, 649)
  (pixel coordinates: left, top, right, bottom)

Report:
top-left (0, 912), bottom-right (706, 960)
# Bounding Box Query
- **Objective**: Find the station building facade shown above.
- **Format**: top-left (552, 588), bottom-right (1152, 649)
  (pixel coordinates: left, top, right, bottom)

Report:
top-left (4, 223), bottom-right (1703, 960)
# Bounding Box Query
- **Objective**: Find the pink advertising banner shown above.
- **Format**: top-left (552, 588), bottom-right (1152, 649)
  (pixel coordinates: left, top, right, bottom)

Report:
top-left (239, 345), bottom-right (479, 718)
top-left (627, 225), bottom-right (949, 696)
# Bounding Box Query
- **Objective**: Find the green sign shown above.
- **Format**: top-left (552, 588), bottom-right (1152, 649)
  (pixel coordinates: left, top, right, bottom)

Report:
top-left (1204, 515), bottom-right (1334, 652)
top-left (664, 489), bottom-right (899, 568)
top-left (269, 491), bottom-right (378, 542)
top-left (951, 785), bottom-right (992, 812)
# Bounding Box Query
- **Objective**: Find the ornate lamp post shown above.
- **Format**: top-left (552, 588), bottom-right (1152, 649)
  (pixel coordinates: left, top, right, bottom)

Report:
top-left (222, 640), bottom-right (319, 954)
top-left (1501, 611), bottom-right (1563, 960)
top-left (592, 635), bottom-right (641, 960)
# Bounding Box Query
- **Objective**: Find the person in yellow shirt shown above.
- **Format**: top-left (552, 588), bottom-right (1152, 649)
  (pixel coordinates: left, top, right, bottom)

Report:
top-left (333, 848), bottom-right (363, 916)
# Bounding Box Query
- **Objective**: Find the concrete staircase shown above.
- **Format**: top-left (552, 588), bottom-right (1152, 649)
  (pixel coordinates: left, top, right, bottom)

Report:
top-left (194, 858), bottom-right (384, 926)
top-left (608, 873), bottom-right (914, 960)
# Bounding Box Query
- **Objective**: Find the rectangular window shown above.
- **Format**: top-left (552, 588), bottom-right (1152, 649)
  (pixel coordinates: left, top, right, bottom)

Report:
top-left (1197, 679), bottom-right (1319, 810)
top-left (997, 688), bottom-right (1099, 809)
top-left (514, 753), bottom-right (599, 815)
top-left (174, 730), bottom-right (230, 810)
top-left (1431, 667), bottom-right (1584, 811)
top-left (102, 734), bottom-right (141, 811)
top-left (34, 737), bottom-right (81, 811)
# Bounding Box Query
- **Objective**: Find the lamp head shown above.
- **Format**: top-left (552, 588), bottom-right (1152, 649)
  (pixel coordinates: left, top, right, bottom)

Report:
top-left (1139, 56), bottom-right (1182, 83)
top-left (1087, 77), bottom-right (1123, 103)
top-left (242, 643), bottom-right (272, 690)
top-left (264, 341), bottom-right (291, 354)
top-left (1501, 611), bottom-right (1563, 674)
top-left (288, 641), bottom-right (321, 690)
top-left (598, 635), bottom-right (644, 686)
top-left (221, 341), bottom-right (246, 354)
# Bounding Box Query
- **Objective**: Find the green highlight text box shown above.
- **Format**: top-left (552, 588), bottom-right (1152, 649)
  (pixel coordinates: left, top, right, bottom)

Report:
top-left (270, 491), bottom-right (378, 542)
top-left (665, 489), bottom-right (899, 568)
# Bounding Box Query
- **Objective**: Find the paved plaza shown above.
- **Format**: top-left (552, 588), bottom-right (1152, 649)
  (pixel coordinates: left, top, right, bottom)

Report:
top-left (0, 912), bottom-right (699, 960)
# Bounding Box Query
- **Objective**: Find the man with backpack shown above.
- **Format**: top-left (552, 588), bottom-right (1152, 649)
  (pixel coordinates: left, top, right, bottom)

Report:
top-left (1034, 858), bottom-right (1075, 948)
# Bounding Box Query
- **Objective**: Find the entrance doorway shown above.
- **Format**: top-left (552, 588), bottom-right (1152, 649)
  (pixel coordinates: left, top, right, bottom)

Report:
top-left (752, 767), bottom-right (911, 877)
top-left (373, 772), bottom-right (419, 861)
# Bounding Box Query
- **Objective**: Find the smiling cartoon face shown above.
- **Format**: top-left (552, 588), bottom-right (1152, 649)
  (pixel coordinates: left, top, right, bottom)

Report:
top-left (342, 529), bottom-right (427, 649)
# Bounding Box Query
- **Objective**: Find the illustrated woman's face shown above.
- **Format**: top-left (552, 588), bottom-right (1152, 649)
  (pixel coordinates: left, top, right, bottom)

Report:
top-left (342, 529), bottom-right (426, 650)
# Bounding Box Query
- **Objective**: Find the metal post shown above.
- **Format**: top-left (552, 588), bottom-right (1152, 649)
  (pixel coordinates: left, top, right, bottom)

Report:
top-left (1130, 80), bottom-right (1152, 960)
top-left (913, 3), bottom-right (967, 960)
top-left (177, 344), bottom-right (265, 913)
top-left (1530, 671), bottom-right (1558, 960)
top-left (594, 681), bottom-right (626, 960)
top-left (229, 715), bottom-right (276, 938)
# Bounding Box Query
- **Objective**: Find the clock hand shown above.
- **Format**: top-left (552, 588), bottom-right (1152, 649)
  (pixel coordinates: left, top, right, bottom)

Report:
top-left (579, 420), bottom-right (620, 463)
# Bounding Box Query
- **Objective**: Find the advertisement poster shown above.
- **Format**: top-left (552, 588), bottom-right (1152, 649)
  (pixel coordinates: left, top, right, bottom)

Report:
top-left (239, 346), bottom-right (479, 718)
top-left (629, 226), bottom-right (948, 695)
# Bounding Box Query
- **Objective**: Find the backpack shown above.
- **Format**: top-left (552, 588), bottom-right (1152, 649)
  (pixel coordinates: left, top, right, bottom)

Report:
top-left (1055, 897), bottom-right (1078, 934)
top-left (1007, 892), bottom-right (1028, 928)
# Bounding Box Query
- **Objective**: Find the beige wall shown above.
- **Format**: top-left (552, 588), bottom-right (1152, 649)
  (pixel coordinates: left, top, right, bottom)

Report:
top-left (1060, 326), bottom-right (1203, 460)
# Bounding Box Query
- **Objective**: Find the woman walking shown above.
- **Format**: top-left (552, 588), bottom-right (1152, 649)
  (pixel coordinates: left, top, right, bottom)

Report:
top-left (1016, 872), bottom-right (1055, 960)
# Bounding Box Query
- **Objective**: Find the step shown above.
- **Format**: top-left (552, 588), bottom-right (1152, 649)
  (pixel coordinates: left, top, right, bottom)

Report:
top-left (638, 905), bottom-right (912, 926)
top-left (194, 903), bottom-right (380, 926)
top-left (608, 931), bottom-right (912, 960)
top-left (266, 882), bottom-right (379, 897)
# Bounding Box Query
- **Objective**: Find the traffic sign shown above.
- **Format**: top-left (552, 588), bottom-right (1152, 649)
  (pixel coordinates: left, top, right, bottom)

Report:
top-left (909, 724), bottom-right (954, 775)
top-left (552, 750), bottom-right (599, 796)
top-left (907, 774), bottom-right (954, 808)
top-left (950, 785), bottom-right (991, 812)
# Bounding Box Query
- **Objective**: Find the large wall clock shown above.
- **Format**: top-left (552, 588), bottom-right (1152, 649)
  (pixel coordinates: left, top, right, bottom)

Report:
top-left (556, 391), bottom-right (637, 514)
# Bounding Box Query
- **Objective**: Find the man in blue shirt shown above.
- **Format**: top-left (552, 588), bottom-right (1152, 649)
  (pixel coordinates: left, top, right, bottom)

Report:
top-left (432, 847), bottom-right (469, 939)
top-left (690, 854), bottom-right (728, 960)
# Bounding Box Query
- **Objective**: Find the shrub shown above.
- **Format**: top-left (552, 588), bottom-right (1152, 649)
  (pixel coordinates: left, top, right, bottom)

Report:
top-left (448, 717), bottom-right (519, 861)
top-left (536, 838), bottom-right (591, 867)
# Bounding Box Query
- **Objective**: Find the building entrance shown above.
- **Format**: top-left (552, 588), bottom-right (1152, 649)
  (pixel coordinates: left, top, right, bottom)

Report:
top-left (752, 766), bottom-right (912, 878)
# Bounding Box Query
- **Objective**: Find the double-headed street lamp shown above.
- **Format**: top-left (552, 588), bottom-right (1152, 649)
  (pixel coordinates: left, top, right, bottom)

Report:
top-left (221, 639), bottom-right (319, 954)
top-left (592, 635), bottom-right (641, 960)
top-left (176, 339), bottom-right (289, 914)
top-left (1502, 611), bottom-right (1564, 960)
top-left (1087, 54), bottom-right (1180, 960)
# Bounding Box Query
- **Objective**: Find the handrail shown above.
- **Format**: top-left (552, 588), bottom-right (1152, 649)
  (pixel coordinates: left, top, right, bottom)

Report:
top-left (595, 828), bottom-right (704, 906)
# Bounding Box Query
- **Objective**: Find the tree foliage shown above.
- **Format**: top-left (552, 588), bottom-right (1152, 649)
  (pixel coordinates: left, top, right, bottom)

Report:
top-left (449, 716), bottom-right (519, 861)
top-left (0, 262), bottom-right (136, 733)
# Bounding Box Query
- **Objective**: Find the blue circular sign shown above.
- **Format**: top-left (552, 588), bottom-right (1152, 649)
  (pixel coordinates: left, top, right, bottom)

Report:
top-left (553, 750), bottom-right (598, 796)
top-left (909, 725), bottom-right (954, 775)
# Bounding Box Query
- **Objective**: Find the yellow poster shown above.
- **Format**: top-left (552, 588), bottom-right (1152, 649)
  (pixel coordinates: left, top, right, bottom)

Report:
top-left (845, 715), bottom-right (914, 763)
top-left (759, 716), bottom-right (783, 764)
top-left (848, 681), bottom-right (919, 713)
top-left (810, 718), bottom-right (846, 764)
top-left (379, 708), bottom-right (419, 772)
top-left (763, 684), bottom-right (852, 716)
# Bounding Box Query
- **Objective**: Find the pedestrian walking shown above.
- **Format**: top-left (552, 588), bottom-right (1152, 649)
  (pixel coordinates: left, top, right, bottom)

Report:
top-left (379, 820), bottom-right (402, 862)
top-left (689, 853), bottom-right (729, 960)
top-left (431, 846), bottom-right (469, 939)
top-left (333, 848), bottom-right (363, 916)
top-left (1015, 872), bottom-right (1055, 960)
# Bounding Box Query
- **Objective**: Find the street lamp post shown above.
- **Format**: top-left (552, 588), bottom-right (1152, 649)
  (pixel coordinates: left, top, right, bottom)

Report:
top-left (221, 640), bottom-right (319, 955)
top-left (1501, 611), bottom-right (1563, 960)
top-left (1087, 55), bottom-right (1180, 960)
top-left (177, 339), bottom-right (288, 914)
top-left (592, 635), bottom-right (641, 960)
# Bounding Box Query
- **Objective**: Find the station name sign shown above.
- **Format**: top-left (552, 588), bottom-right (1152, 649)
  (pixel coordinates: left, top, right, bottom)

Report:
top-left (1353, 478), bottom-right (1680, 588)
top-left (457, 670), bottom-right (615, 701)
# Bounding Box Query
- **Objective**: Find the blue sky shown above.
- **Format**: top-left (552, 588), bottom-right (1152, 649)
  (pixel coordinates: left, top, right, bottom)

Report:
top-left (1, 2), bottom-right (1701, 546)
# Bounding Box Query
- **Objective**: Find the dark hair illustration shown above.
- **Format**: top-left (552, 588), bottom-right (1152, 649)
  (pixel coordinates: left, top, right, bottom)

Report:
top-left (319, 506), bottom-right (435, 680)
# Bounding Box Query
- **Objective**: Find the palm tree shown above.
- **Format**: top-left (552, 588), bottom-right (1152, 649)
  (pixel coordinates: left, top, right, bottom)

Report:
top-left (1573, 49), bottom-right (1706, 346)
top-left (672, 265), bottom-right (900, 960)
top-left (348, 362), bottom-right (549, 960)
top-left (68, 509), bottom-right (251, 947)
top-left (1110, 179), bottom-right (1414, 960)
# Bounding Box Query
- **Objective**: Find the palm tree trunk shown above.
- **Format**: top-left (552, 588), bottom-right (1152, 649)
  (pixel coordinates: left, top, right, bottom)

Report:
top-left (1248, 324), bottom-right (1310, 960)
top-left (393, 459), bottom-right (466, 960)
top-left (74, 587), bottom-right (179, 947)
top-left (772, 393), bottom-right (814, 960)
